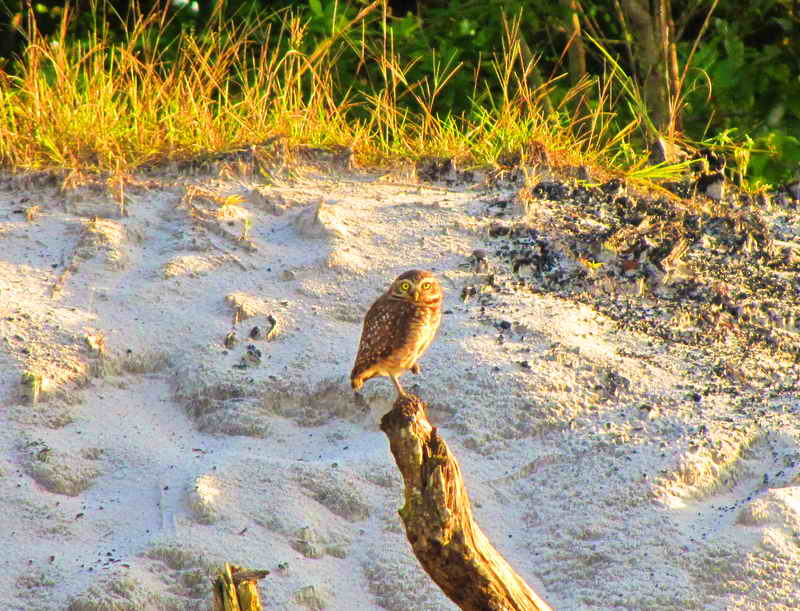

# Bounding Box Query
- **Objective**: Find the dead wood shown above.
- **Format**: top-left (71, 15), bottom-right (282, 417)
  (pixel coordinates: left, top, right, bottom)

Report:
top-left (211, 562), bottom-right (269, 611)
top-left (380, 394), bottom-right (553, 611)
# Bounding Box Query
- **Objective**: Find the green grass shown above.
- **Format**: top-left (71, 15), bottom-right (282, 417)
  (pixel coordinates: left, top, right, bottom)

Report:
top-left (0, 3), bottom-right (682, 180)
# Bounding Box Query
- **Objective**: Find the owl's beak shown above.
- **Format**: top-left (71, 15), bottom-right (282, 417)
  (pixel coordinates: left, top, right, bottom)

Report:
top-left (413, 288), bottom-right (421, 301)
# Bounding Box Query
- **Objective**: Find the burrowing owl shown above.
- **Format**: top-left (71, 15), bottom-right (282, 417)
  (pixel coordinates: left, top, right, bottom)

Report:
top-left (351, 270), bottom-right (443, 397)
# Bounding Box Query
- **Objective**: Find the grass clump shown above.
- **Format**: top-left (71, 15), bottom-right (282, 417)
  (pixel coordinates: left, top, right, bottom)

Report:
top-left (0, 2), bottom-right (672, 177)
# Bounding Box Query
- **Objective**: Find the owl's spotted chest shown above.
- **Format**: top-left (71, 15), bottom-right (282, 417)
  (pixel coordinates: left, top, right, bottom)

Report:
top-left (382, 300), bottom-right (440, 365)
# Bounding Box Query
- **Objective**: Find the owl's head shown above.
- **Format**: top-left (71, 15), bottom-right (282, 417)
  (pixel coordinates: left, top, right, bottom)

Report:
top-left (390, 270), bottom-right (443, 306)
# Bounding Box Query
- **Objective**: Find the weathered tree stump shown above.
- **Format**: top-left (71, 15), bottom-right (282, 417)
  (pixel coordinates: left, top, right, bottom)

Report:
top-left (380, 394), bottom-right (552, 611)
top-left (211, 562), bottom-right (269, 611)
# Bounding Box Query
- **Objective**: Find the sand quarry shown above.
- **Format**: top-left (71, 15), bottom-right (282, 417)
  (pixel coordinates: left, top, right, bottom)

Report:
top-left (0, 157), bottom-right (799, 610)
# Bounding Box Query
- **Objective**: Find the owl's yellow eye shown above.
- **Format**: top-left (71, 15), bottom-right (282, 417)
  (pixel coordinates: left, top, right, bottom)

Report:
top-left (421, 281), bottom-right (432, 291)
top-left (399, 281), bottom-right (411, 292)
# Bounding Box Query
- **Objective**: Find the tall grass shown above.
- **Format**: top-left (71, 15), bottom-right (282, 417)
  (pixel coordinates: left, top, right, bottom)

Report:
top-left (0, 2), bottom-right (653, 175)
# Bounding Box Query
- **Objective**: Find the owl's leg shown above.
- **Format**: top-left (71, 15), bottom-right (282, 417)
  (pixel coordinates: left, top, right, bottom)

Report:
top-left (410, 363), bottom-right (420, 375)
top-left (389, 374), bottom-right (408, 398)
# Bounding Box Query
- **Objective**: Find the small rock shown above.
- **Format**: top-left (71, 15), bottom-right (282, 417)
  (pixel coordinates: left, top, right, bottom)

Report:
top-left (531, 180), bottom-right (569, 201)
top-left (244, 344), bottom-right (262, 365)
top-left (461, 286), bottom-right (477, 302)
top-left (416, 156), bottom-right (457, 183)
top-left (697, 172), bottom-right (725, 202)
top-left (224, 330), bottom-right (237, 349)
top-left (785, 179), bottom-right (800, 201)
top-left (470, 249), bottom-right (489, 272)
top-left (600, 178), bottom-right (625, 198)
top-left (264, 314), bottom-right (279, 340)
top-left (701, 147), bottom-right (726, 171)
top-left (774, 191), bottom-right (789, 208)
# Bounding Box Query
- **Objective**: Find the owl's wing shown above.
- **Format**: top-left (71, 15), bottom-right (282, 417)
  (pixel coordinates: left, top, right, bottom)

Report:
top-left (351, 297), bottom-right (414, 377)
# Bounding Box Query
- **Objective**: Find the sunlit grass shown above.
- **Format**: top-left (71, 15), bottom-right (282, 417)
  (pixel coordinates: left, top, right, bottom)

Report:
top-left (0, 1), bottom-right (671, 177)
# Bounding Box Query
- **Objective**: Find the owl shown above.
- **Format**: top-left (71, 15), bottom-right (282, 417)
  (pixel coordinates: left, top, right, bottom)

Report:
top-left (351, 270), bottom-right (443, 397)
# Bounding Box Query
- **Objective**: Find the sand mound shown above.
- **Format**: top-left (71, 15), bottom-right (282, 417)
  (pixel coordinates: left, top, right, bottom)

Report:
top-left (1, 165), bottom-right (798, 609)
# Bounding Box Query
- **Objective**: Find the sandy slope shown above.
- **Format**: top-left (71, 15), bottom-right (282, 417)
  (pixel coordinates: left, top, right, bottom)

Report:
top-left (0, 165), bottom-right (799, 610)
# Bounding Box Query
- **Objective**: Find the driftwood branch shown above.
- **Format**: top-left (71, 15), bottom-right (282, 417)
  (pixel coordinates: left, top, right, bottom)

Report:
top-left (211, 562), bottom-right (269, 611)
top-left (380, 395), bottom-right (552, 611)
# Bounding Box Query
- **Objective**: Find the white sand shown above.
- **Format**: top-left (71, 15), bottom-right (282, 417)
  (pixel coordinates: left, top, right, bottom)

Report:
top-left (1, 167), bottom-right (799, 610)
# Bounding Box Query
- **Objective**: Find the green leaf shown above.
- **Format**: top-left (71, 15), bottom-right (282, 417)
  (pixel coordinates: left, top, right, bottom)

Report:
top-left (459, 18), bottom-right (475, 37)
top-left (308, 0), bottom-right (323, 18)
top-left (765, 63), bottom-right (791, 83)
top-left (723, 36), bottom-right (745, 67)
top-left (785, 94), bottom-right (800, 121)
top-left (712, 58), bottom-right (738, 90)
